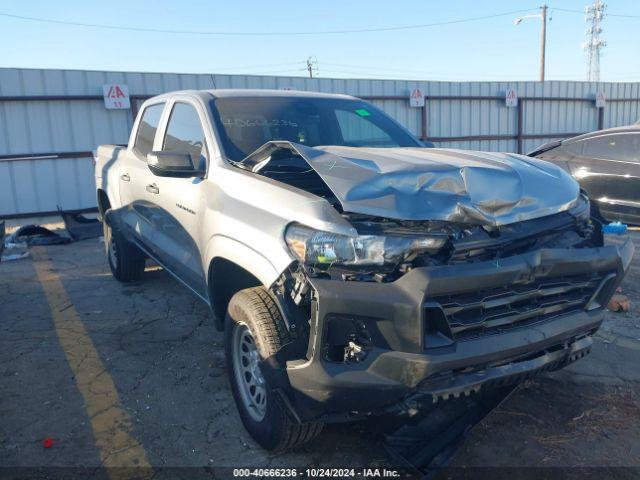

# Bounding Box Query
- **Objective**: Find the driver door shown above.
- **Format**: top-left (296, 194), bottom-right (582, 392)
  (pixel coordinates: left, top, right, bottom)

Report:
top-left (145, 99), bottom-right (210, 299)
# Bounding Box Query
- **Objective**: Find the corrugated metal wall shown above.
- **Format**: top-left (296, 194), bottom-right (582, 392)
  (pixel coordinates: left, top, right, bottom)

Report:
top-left (1, 67), bottom-right (639, 217)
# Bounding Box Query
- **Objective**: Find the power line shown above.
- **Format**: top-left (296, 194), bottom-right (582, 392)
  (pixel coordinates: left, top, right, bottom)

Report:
top-left (320, 63), bottom-right (510, 79)
top-left (241, 68), bottom-right (308, 75)
top-left (552, 7), bottom-right (640, 19)
top-left (321, 62), bottom-right (462, 75)
top-left (318, 68), bottom-right (505, 81)
top-left (0, 8), bottom-right (539, 36)
top-left (214, 61), bottom-right (305, 71)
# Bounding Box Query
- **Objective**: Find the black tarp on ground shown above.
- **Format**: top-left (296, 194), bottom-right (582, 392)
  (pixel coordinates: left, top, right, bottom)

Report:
top-left (7, 225), bottom-right (71, 246)
top-left (61, 211), bottom-right (102, 241)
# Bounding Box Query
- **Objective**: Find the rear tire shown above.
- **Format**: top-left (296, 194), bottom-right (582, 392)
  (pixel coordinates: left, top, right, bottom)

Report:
top-left (225, 287), bottom-right (323, 452)
top-left (103, 212), bottom-right (146, 282)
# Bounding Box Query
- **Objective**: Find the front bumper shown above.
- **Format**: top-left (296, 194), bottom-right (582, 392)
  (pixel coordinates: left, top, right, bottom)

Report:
top-left (265, 238), bottom-right (634, 422)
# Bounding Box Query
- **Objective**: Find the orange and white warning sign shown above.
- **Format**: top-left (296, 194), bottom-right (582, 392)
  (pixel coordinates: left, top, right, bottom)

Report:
top-left (102, 84), bottom-right (130, 109)
top-left (505, 89), bottom-right (518, 108)
top-left (409, 88), bottom-right (424, 107)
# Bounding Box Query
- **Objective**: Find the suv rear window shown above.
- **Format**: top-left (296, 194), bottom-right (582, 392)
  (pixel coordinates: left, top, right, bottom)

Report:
top-left (134, 103), bottom-right (165, 158)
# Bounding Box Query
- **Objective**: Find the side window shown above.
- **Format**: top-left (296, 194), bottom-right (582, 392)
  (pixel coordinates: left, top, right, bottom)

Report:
top-left (335, 109), bottom-right (395, 147)
top-left (133, 103), bottom-right (165, 158)
top-left (614, 134), bottom-right (640, 162)
top-left (584, 134), bottom-right (640, 162)
top-left (163, 103), bottom-right (207, 170)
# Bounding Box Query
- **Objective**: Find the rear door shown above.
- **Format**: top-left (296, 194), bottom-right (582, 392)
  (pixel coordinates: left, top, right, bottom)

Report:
top-left (118, 102), bottom-right (167, 252)
top-left (145, 99), bottom-right (210, 299)
top-left (568, 133), bottom-right (640, 223)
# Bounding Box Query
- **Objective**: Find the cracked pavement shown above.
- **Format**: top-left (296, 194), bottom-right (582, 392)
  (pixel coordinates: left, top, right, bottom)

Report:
top-left (1, 233), bottom-right (639, 470)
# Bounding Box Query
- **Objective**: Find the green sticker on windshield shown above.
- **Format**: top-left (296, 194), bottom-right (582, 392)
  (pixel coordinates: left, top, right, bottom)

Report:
top-left (355, 108), bottom-right (371, 117)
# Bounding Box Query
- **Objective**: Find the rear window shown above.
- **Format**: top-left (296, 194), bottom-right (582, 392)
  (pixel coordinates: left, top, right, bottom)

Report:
top-left (133, 103), bottom-right (165, 158)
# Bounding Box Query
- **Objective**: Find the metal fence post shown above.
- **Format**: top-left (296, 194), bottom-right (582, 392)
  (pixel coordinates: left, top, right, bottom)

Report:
top-left (517, 101), bottom-right (524, 154)
top-left (421, 98), bottom-right (428, 141)
top-left (598, 107), bottom-right (604, 131)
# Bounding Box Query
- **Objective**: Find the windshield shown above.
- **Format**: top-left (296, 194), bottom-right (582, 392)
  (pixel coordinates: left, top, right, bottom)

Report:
top-left (210, 96), bottom-right (422, 162)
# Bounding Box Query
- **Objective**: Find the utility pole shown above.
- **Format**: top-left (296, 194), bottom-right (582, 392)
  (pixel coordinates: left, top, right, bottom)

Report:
top-left (513, 5), bottom-right (548, 81)
top-left (584, 1), bottom-right (606, 82)
top-left (306, 56), bottom-right (317, 78)
top-left (540, 4), bottom-right (547, 81)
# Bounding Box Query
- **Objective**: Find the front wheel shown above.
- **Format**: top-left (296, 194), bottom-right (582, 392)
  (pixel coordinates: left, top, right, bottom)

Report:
top-left (225, 287), bottom-right (323, 452)
top-left (103, 212), bottom-right (146, 282)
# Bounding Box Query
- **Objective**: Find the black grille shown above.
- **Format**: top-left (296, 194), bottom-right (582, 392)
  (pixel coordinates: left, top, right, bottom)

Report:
top-left (427, 273), bottom-right (609, 341)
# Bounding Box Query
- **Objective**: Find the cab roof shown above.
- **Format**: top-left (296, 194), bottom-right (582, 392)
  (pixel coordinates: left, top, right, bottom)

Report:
top-left (147, 88), bottom-right (357, 102)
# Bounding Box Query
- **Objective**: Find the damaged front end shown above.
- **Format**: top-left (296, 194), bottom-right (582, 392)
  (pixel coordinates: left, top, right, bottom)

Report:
top-left (236, 140), bottom-right (581, 226)
top-left (282, 193), bottom-right (598, 284)
top-left (239, 142), bottom-right (634, 423)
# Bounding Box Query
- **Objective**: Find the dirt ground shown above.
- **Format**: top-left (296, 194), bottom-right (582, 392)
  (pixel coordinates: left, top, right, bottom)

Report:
top-left (1, 228), bottom-right (640, 476)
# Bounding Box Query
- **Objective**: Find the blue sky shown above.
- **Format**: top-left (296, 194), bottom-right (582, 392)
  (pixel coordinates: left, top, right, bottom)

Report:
top-left (0, 0), bottom-right (638, 82)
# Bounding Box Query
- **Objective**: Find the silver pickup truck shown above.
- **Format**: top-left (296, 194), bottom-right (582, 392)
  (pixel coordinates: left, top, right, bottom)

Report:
top-left (95, 89), bottom-right (633, 452)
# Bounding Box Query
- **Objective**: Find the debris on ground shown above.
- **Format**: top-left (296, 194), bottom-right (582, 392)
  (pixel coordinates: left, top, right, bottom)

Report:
top-left (2, 251), bottom-right (30, 262)
top-left (60, 211), bottom-right (102, 241)
top-left (383, 386), bottom-right (516, 475)
top-left (42, 438), bottom-right (53, 449)
top-left (608, 294), bottom-right (631, 312)
top-left (1, 221), bottom-right (28, 261)
top-left (7, 225), bottom-right (71, 246)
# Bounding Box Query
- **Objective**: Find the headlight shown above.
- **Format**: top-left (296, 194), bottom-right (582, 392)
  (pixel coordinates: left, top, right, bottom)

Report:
top-left (285, 223), bottom-right (447, 267)
top-left (569, 192), bottom-right (590, 222)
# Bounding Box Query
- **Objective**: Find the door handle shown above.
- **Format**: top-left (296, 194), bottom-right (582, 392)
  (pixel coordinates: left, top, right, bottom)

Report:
top-left (120, 173), bottom-right (130, 182)
top-left (146, 183), bottom-right (159, 194)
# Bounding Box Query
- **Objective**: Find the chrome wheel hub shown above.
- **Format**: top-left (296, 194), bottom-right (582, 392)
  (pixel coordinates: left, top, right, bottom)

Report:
top-left (232, 324), bottom-right (267, 421)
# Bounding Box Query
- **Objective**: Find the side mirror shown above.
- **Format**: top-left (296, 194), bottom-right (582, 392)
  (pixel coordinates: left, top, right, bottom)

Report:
top-left (146, 151), bottom-right (205, 178)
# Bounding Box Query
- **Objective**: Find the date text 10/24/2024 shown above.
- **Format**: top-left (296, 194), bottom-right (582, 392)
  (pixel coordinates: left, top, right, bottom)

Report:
top-left (233, 468), bottom-right (402, 477)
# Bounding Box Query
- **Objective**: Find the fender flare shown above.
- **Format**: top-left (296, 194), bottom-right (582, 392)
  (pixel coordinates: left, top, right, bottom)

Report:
top-left (204, 235), bottom-right (282, 290)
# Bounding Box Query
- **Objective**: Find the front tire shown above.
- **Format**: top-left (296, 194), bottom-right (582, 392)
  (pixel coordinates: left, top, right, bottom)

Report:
top-left (103, 212), bottom-right (146, 282)
top-left (225, 287), bottom-right (323, 452)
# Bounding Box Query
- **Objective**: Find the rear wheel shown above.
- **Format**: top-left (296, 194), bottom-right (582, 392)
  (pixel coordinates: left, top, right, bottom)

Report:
top-left (225, 287), bottom-right (323, 452)
top-left (103, 212), bottom-right (146, 282)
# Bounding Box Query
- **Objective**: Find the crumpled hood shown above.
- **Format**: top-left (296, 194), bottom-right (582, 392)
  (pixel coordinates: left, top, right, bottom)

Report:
top-left (244, 142), bottom-right (580, 226)
top-left (289, 144), bottom-right (580, 226)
